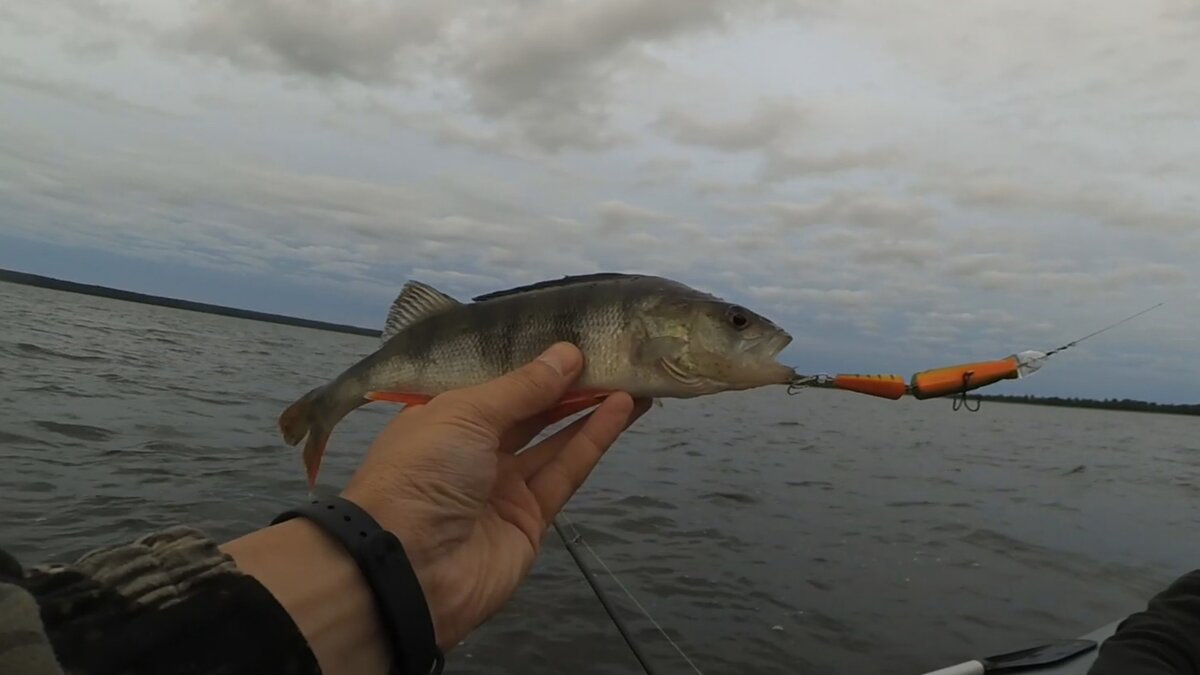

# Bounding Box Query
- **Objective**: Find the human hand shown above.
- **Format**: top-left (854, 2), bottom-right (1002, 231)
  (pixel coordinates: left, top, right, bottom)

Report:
top-left (340, 342), bottom-right (653, 650)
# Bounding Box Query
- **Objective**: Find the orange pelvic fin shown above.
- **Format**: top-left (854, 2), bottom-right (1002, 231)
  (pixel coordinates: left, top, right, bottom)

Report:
top-left (364, 391), bottom-right (435, 406)
top-left (558, 390), bottom-right (615, 405)
top-left (910, 357), bottom-right (1020, 400)
top-left (541, 391), bottom-right (614, 424)
top-left (363, 389), bottom-right (612, 424)
top-left (832, 374), bottom-right (908, 400)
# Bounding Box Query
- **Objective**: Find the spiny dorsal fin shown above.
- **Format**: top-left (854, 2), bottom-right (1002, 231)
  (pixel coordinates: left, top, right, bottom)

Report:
top-left (381, 280), bottom-right (461, 343)
top-left (472, 272), bottom-right (648, 302)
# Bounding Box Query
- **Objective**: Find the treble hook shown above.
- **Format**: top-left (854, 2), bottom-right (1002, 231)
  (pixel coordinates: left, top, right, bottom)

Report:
top-left (787, 373), bottom-right (833, 395)
top-left (951, 371), bottom-right (982, 412)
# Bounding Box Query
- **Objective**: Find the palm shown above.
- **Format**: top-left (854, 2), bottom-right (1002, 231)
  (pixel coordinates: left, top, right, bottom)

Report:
top-left (456, 464), bottom-right (549, 619)
top-left (344, 389), bottom-right (650, 650)
top-left (488, 457), bottom-right (550, 559)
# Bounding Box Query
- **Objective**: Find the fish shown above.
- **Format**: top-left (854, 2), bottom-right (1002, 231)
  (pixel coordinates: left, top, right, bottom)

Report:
top-left (279, 272), bottom-right (796, 488)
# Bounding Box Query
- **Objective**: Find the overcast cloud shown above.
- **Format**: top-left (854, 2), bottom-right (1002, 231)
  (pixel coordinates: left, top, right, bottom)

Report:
top-left (1, 0), bottom-right (1196, 401)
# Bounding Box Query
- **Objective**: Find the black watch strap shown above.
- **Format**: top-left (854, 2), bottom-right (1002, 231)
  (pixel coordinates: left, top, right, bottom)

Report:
top-left (272, 496), bottom-right (445, 675)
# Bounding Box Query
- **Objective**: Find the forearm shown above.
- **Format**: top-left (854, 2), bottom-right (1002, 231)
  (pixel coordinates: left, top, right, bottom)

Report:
top-left (1089, 569), bottom-right (1200, 675)
top-left (220, 518), bottom-right (392, 675)
top-left (1, 526), bottom-right (321, 675)
top-left (0, 579), bottom-right (63, 675)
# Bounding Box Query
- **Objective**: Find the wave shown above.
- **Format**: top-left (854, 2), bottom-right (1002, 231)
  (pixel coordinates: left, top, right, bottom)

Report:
top-left (12, 341), bottom-right (109, 362)
top-left (32, 420), bottom-right (114, 442)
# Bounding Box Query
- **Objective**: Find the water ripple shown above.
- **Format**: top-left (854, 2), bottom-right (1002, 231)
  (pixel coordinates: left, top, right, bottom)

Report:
top-left (13, 341), bottom-right (110, 362)
top-left (32, 420), bottom-right (114, 441)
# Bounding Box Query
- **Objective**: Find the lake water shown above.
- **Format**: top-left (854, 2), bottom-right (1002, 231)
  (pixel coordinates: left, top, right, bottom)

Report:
top-left (2, 279), bottom-right (1197, 674)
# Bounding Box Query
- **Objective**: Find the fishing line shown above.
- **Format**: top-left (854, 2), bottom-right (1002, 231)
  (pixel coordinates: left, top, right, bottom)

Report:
top-left (1041, 302), bottom-right (1164, 357)
top-left (552, 517), bottom-right (658, 675)
top-left (554, 511), bottom-right (705, 675)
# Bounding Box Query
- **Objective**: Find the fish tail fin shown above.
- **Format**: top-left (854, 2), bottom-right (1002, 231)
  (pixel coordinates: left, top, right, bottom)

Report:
top-left (301, 426), bottom-right (332, 492)
top-left (278, 385), bottom-right (322, 447)
top-left (279, 385), bottom-right (360, 491)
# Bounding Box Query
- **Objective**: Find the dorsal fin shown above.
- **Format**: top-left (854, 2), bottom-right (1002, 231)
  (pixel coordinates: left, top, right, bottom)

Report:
top-left (381, 280), bottom-right (461, 343)
top-left (472, 272), bottom-right (648, 302)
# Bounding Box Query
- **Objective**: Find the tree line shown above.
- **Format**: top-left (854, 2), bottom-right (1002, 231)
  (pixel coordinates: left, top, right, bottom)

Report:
top-left (976, 394), bottom-right (1199, 416)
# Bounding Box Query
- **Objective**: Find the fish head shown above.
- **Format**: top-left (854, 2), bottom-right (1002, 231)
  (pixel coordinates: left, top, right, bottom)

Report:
top-left (642, 294), bottom-right (796, 395)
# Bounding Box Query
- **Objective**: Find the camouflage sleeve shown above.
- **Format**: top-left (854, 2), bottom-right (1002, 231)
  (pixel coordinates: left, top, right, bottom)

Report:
top-left (0, 526), bottom-right (321, 675)
top-left (1088, 568), bottom-right (1200, 675)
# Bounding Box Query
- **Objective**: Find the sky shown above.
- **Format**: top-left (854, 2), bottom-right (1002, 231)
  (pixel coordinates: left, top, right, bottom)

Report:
top-left (1, 1), bottom-right (1197, 402)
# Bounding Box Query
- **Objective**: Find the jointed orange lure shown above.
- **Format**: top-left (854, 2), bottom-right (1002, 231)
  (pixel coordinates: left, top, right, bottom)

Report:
top-left (787, 303), bottom-right (1163, 411)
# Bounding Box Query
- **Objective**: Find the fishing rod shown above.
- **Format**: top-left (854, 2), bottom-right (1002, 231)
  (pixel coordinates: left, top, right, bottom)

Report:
top-left (553, 512), bottom-right (705, 675)
top-left (553, 518), bottom-right (661, 675)
top-left (788, 302), bottom-right (1164, 411)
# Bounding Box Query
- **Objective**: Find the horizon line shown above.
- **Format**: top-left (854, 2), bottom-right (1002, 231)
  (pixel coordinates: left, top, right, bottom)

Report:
top-left (0, 266), bottom-right (381, 337)
top-left (2, 266), bottom-right (1196, 412)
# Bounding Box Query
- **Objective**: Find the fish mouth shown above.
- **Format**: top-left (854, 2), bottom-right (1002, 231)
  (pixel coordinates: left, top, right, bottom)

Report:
top-left (726, 330), bottom-right (797, 387)
top-left (738, 329), bottom-right (793, 358)
top-left (765, 330), bottom-right (792, 357)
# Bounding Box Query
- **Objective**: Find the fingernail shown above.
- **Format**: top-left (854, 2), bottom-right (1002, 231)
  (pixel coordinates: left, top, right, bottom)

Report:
top-left (537, 342), bottom-right (576, 376)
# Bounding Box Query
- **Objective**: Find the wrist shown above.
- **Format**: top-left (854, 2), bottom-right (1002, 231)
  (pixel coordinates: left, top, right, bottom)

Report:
top-left (222, 518), bottom-right (391, 675)
top-left (271, 496), bottom-right (446, 673)
top-left (339, 490), bottom-right (458, 650)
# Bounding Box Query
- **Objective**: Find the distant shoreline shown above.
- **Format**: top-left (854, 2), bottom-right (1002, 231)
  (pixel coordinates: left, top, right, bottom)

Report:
top-left (0, 268), bottom-right (380, 338)
top-left (974, 394), bottom-right (1198, 416)
top-left (2, 267), bottom-right (1195, 414)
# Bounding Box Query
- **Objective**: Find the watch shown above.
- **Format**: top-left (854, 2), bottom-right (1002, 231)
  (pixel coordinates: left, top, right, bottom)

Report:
top-left (272, 496), bottom-right (445, 675)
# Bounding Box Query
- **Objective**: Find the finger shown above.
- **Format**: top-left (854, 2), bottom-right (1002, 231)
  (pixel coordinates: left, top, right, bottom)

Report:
top-left (498, 397), bottom-right (606, 455)
top-left (527, 393), bottom-right (651, 522)
top-left (513, 396), bottom-right (650, 477)
top-left (511, 408), bottom-right (599, 477)
top-left (444, 342), bottom-right (584, 431)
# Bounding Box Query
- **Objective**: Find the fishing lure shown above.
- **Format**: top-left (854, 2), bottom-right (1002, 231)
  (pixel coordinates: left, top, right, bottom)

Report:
top-left (787, 303), bottom-right (1163, 411)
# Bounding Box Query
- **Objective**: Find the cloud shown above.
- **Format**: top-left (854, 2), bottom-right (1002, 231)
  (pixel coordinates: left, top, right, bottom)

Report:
top-left (408, 267), bottom-right (504, 295)
top-left (917, 175), bottom-right (1198, 234)
top-left (747, 285), bottom-right (872, 308)
top-left (654, 96), bottom-right (900, 182)
top-left (343, 99), bottom-right (526, 160)
top-left (759, 146), bottom-right (901, 182)
top-left (1101, 262), bottom-right (1188, 289)
top-left (1, 129), bottom-right (424, 283)
top-left (595, 200), bottom-right (674, 232)
top-left (176, 0), bottom-right (454, 84)
top-left (3, 0), bottom-right (1199, 401)
top-left (635, 156), bottom-right (693, 187)
top-left (655, 97), bottom-right (804, 152)
top-left (2, 1), bottom-right (169, 65)
top-left (0, 60), bottom-right (176, 117)
top-left (166, 0), bottom-right (790, 152)
top-left (454, 0), bottom-right (787, 151)
top-left (0, 122), bottom-right (781, 309)
top-left (766, 191), bottom-right (940, 234)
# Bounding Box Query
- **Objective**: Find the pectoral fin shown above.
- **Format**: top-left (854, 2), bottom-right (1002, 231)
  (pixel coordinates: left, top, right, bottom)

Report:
top-left (364, 391), bottom-right (434, 406)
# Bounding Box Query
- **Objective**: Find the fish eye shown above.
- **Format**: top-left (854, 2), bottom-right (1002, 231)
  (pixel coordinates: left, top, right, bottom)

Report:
top-left (727, 306), bottom-right (750, 330)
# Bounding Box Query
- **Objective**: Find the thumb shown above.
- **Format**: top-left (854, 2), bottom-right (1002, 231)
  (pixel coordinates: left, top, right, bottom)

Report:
top-left (445, 342), bottom-right (584, 430)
